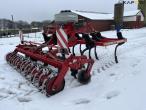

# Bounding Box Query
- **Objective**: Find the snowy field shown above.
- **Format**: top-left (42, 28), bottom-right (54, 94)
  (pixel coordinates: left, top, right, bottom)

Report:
top-left (0, 28), bottom-right (146, 110)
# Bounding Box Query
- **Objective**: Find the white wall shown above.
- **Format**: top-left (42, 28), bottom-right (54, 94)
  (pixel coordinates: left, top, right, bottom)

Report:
top-left (123, 16), bottom-right (136, 21)
top-left (137, 11), bottom-right (144, 21)
top-left (123, 12), bottom-right (144, 22)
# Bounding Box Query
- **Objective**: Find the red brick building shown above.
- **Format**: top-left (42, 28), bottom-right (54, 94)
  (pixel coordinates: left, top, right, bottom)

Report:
top-left (54, 10), bottom-right (144, 32)
top-left (123, 10), bottom-right (144, 28)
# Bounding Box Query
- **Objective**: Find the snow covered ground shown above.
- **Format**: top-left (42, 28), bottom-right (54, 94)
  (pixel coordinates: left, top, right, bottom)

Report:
top-left (0, 28), bottom-right (146, 110)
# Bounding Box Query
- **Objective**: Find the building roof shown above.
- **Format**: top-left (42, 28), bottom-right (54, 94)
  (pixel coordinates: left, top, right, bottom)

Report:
top-left (71, 10), bottom-right (142, 20)
top-left (71, 10), bottom-right (113, 20)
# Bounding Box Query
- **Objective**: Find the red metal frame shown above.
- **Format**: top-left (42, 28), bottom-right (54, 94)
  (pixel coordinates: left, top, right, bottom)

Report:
top-left (46, 22), bottom-right (127, 47)
top-left (10, 42), bottom-right (94, 94)
top-left (6, 21), bottom-right (127, 96)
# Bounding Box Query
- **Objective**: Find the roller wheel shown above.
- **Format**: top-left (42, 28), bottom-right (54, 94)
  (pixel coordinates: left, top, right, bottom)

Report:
top-left (11, 55), bottom-right (18, 65)
top-left (29, 68), bottom-right (38, 80)
top-left (38, 75), bottom-right (48, 87)
top-left (16, 59), bottom-right (23, 69)
top-left (77, 70), bottom-right (91, 84)
top-left (26, 65), bottom-right (34, 75)
top-left (16, 58), bottom-right (22, 68)
top-left (46, 78), bottom-right (65, 96)
top-left (27, 67), bottom-right (37, 81)
top-left (9, 53), bottom-right (16, 62)
top-left (23, 63), bottom-right (32, 75)
top-left (9, 54), bottom-right (17, 65)
top-left (13, 56), bottom-right (20, 66)
top-left (6, 53), bottom-right (12, 62)
top-left (20, 61), bottom-right (29, 72)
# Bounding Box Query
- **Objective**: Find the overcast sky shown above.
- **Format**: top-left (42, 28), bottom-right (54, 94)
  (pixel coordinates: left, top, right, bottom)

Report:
top-left (0, 0), bottom-right (137, 22)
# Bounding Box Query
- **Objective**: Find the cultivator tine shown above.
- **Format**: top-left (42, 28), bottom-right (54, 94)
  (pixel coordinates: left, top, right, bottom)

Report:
top-left (68, 48), bottom-right (71, 53)
top-left (81, 48), bottom-right (87, 56)
top-left (94, 46), bottom-right (99, 60)
top-left (72, 45), bottom-right (76, 56)
top-left (89, 48), bottom-right (91, 59)
top-left (80, 44), bottom-right (82, 55)
top-left (114, 42), bottom-right (125, 63)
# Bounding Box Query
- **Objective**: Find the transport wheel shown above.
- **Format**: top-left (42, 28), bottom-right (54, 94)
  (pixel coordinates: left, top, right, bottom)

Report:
top-left (46, 78), bottom-right (65, 96)
top-left (77, 69), bottom-right (91, 84)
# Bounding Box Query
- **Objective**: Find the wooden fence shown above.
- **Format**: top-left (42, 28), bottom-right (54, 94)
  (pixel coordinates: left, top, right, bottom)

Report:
top-left (0, 28), bottom-right (40, 38)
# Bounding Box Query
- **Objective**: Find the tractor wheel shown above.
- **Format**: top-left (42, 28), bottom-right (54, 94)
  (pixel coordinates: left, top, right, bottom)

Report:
top-left (46, 78), bottom-right (65, 96)
top-left (77, 70), bottom-right (91, 84)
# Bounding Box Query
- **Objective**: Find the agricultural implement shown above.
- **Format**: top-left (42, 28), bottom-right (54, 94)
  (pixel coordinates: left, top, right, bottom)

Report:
top-left (44, 23), bottom-right (127, 63)
top-left (6, 22), bottom-right (127, 96)
top-left (6, 27), bottom-right (94, 96)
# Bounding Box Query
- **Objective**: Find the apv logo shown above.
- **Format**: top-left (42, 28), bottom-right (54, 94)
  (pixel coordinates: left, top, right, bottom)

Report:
top-left (119, 0), bottom-right (140, 4)
top-left (124, 0), bottom-right (137, 4)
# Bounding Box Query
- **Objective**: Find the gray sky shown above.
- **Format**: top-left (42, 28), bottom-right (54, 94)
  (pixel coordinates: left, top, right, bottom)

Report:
top-left (0, 0), bottom-right (137, 22)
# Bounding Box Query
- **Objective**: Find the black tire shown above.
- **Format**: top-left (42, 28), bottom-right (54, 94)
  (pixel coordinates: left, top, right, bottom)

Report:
top-left (77, 70), bottom-right (91, 84)
top-left (46, 78), bottom-right (65, 96)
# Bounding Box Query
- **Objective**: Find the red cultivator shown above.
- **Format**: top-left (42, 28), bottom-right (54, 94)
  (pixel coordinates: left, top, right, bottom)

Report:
top-left (6, 22), bottom-right (127, 96)
top-left (6, 27), bottom-right (94, 96)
